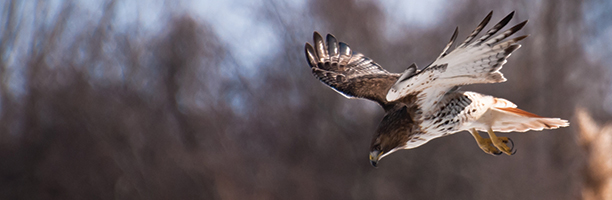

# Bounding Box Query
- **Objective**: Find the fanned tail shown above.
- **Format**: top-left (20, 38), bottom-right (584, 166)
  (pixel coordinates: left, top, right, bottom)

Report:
top-left (489, 107), bottom-right (569, 132)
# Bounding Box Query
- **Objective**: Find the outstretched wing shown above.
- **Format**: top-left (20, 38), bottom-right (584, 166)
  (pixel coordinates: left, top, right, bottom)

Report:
top-left (305, 32), bottom-right (408, 107)
top-left (386, 11), bottom-right (528, 113)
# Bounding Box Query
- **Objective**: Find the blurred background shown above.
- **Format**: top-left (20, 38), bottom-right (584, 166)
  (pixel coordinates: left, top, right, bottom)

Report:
top-left (1, 0), bottom-right (611, 199)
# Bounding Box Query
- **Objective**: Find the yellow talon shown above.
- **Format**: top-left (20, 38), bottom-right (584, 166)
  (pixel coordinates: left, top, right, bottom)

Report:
top-left (487, 128), bottom-right (514, 155)
top-left (469, 129), bottom-right (501, 155)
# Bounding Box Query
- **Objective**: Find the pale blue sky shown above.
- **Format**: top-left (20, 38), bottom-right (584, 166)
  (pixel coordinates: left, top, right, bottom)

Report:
top-left (109, 0), bottom-right (448, 71)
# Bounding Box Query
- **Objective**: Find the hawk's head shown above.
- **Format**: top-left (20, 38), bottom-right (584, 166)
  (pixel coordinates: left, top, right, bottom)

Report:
top-left (369, 105), bottom-right (414, 167)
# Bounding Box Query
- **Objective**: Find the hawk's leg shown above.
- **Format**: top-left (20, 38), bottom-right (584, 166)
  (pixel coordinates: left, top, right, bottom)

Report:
top-left (486, 128), bottom-right (516, 155)
top-left (469, 129), bottom-right (501, 155)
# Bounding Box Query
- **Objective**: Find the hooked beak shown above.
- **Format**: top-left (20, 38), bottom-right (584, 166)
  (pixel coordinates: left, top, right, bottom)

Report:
top-left (369, 150), bottom-right (383, 167)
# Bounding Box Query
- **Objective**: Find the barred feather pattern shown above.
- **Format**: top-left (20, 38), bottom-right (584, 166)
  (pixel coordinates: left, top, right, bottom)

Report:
top-left (305, 32), bottom-right (401, 107)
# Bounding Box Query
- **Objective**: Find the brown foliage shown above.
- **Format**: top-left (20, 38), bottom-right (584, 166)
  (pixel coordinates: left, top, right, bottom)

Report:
top-left (577, 108), bottom-right (612, 200)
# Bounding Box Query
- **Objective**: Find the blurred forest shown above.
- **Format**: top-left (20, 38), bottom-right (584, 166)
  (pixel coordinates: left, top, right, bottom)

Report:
top-left (1, 0), bottom-right (611, 199)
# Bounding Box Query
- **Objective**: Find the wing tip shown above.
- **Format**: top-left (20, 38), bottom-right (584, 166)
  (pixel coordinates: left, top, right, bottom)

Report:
top-left (338, 42), bottom-right (351, 56)
top-left (326, 34), bottom-right (338, 50)
top-left (505, 11), bottom-right (516, 21)
top-left (504, 44), bottom-right (522, 54)
top-left (503, 20), bottom-right (528, 39)
top-left (496, 11), bottom-right (515, 30)
top-left (305, 43), bottom-right (318, 67)
top-left (514, 35), bottom-right (529, 43)
top-left (313, 31), bottom-right (322, 39)
top-left (514, 20), bottom-right (528, 30)
top-left (451, 27), bottom-right (459, 43)
top-left (481, 11), bottom-right (494, 26)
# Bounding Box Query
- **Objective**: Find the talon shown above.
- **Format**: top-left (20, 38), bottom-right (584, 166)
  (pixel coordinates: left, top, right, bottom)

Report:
top-left (481, 140), bottom-right (502, 156)
top-left (469, 129), bottom-right (505, 156)
top-left (486, 129), bottom-right (514, 155)
top-left (511, 147), bottom-right (517, 155)
top-left (493, 139), bottom-right (512, 155)
top-left (507, 137), bottom-right (515, 150)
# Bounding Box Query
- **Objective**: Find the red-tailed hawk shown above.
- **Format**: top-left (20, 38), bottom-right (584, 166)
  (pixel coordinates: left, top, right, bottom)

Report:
top-left (304, 11), bottom-right (569, 167)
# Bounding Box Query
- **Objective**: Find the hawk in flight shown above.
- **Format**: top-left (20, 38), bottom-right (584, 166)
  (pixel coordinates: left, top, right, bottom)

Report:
top-left (304, 11), bottom-right (569, 167)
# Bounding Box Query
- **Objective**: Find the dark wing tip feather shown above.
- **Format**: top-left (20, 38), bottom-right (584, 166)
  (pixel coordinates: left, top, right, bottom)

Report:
top-left (313, 31), bottom-right (322, 44)
top-left (512, 35), bottom-right (529, 43)
top-left (480, 11), bottom-right (494, 29)
top-left (504, 44), bottom-right (521, 54)
top-left (501, 20), bottom-right (528, 39)
top-left (486, 11), bottom-right (494, 18)
top-left (485, 20), bottom-right (529, 46)
top-left (439, 27), bottom-right (459, 58)
top-left (450, 26), bottom-right (459, 43)
top-left (305, 43), bottom-right (317, 68)
top-left (477, 11), bottom-right (515, 45)
top-left (338, 42), bottom-right (351, 56)
top-left (508, 20), bottom-right (528, 34)
top-left (449, 27), bottom-right (459, 47)
top-left (313, 32), bottom-right (327, 59)
top-left (313, 31), bottom-right (322, 41)
top-left (326, 34), bottom-right (339, 57)
top-left (458, 11), bottom-right (493, 48)
top-left (505, 11), bottom-right (515, 22)
top-left (492, 11), bottom-right (515, 31)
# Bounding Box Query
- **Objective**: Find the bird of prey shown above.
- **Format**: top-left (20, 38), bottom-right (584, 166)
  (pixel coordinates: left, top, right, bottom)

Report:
top-left (304, 11), bottom-right (569, 167)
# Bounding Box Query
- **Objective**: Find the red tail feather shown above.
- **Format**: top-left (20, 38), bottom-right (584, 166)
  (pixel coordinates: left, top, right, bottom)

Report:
top-left (495, 107), bottom-right (542, 118)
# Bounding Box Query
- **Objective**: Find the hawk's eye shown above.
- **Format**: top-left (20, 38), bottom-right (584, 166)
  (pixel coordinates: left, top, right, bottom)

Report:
top-left (374, 145), bottom-right (381, 151)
